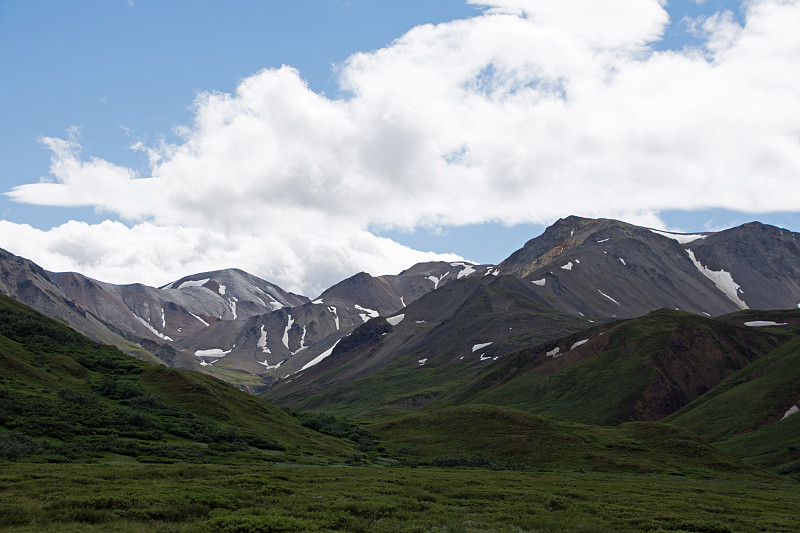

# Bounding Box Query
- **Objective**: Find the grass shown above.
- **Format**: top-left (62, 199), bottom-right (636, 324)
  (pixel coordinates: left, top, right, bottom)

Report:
top-left (433, 309), bottom-right (787, 425)
top-left (1, 462), bottom-right (798, 532)
top-left (665, 336), bottom-right (800, 477)
top-left (366, 404), bottom-right (767, 478)
top-left (0, 294), bottom-right (355, 463)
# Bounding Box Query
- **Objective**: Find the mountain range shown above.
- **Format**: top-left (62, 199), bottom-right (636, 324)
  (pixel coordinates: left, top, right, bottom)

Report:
top-left (2, 215), bottom-right (800, 480)
top-left (2, 216), bottom-right (798, 390)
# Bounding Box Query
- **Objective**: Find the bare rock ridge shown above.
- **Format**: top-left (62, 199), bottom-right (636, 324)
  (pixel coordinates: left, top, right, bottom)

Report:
top-left (1, 216), bottom-right (798, 391)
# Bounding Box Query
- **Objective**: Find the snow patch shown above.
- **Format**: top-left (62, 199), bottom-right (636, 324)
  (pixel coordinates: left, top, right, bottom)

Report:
top-left (259, 359), bottom-right (283, 370)
top-left (597, 238), bottom-right (609, 243)
top-left (415, 320), bottom-right (427, 324)
top-left (282, 315), bottom-right (294, 350)
top-left (686, 249), bottom-right (748, 310)
top-left (452, 262), bottom-right (476, 279)
top-left (387, 314), bottom-right (405, 326)
top-left (257, 325), bottom-right (271, 353)
top-left (189, 312), bottom-right (209, 327)
top-left (195, 348), bottom-right (232, 357)
top-left (160, 308), bottom-right (166, 329)
top-left (257, 288), bottom-right (284, 311)
top-left (400, 296), bottom-right (406, 307)
top-left (571, 339), bottom-right (589, 350)
top-left (312, 299), bottom-right (324, 305)
top-left (227, 297), bottom-right (238, 320)
top-left (301, 340), bottom-right (341, 371)
top-left (133, 313), bottom-right (173, 342)
top-left (418, 358), bottom-right (428, 366)
top-left (532, 278), bottom-right (546, 286)
top-left (598, 289), bottom-right (620, 305)
top-left (174, 278), bottom-right (210, 290)
top-left (327, 306), bottom-right (340, 330)
top-left (547, 347), bottom-right (560, 358)
top-left (292, 326), bottom-right (308, 355)
top-left (218, 284), bottom-right (226, 295)
top-left (650, 229), bottom-right (708, 244)
top-left (427, 272), bottom-right (449, 289)
top-left (781, 405), bottom-right (799, 420)
top-left (744, 321), bottom-right (788, 327)
top-left (355, 304), bottom-right (379, 323)
top-left (619, 258), bottom-right (626, 266)
top-left (472, 342), bottom-right (493, 352)
top-left (561, 262), bottom-right (573, 271)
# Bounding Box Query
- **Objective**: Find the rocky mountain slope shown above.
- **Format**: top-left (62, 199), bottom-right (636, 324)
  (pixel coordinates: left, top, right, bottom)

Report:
top-left (1, 216), bottom-right (798, 393)
top-left (499, 216), bottom-right (800, 318)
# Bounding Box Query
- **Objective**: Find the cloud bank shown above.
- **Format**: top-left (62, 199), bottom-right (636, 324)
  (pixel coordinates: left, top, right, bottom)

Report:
top-left (4, 0), bottom-right (800, 295)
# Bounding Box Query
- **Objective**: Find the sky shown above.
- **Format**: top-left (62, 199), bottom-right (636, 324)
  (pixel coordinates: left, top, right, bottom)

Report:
top-left (1, 0), bottom-right (799, 297)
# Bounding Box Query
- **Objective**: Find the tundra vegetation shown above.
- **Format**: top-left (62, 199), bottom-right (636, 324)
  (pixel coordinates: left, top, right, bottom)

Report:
top-left (1, 294), bottom-right (799, 531)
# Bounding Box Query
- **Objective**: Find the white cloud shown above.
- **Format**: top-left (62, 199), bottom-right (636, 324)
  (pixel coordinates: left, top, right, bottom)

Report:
top-left (3, 0), bottom-right (800, 294)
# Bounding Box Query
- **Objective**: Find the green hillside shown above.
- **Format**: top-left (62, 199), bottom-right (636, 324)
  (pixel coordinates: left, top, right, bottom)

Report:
top-left (3, 294), bottom-right (800, 532)
top-left (665, 335), bottom-right (800, 478)
top-left (264, 275), bottom-right (592, 416)
top-left (0, 294), bottom-right (354, 464)
top-left (434, 309), bottom-right (790, 424)
top-left (368, 404), bottom-right (763, 477)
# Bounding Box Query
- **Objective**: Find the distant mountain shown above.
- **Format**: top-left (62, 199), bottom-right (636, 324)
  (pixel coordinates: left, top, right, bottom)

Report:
top-left (499, 216), bottom-right (800, 318)
top-left (0, 248), bottom-right (156, 361)
top-left (1, 216), bottom-right (798, 394)
top-left (263, 273), bottom-right (593, 415)
top-left (168, 261), bottom-right (495, 386)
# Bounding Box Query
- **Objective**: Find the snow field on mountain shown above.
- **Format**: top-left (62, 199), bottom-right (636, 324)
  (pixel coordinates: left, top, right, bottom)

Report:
top-left (744, 321), bottom-right (788, 327)
top-left (195, 348), bottom-right (232, 357)
top-left (650, 229), bottom-right (707, 244)
top-left (598, 290), bottom-right (620, 305)
top-left (327, 306), bottom-right (340, 330)
top-left (171, 278), bottom-right (209, 290)
top-left (782, 406), bottom-right (799, 420)
top-left (571, 339), bottom-right (588, 350)
top-left (452, 262), bottom-right (476, 279)
top-left (190, 312), bottom-right (209, 326)
top-left (355, 304), bottom-right (379, 323)
top-left (301, 339), bottom-right (342, 371)
top-left (386, 314), bottom-right (405, 326)
top-left (686, 249), bottom-right (748, 310)
top-left (282, 315), bottom-right (294, 350)
top-left (133, 312), bottom-right (173, 341)
top-left (257, 325), bottom-right (270, 353)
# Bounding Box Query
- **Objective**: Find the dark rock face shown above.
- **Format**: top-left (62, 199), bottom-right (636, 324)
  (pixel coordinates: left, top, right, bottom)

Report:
top-left (689, 222), bottom-right (800, 310)
top-left (499, 216), bottom-right (800, 319)
top-left (2, 216), bottom-right (798, 394)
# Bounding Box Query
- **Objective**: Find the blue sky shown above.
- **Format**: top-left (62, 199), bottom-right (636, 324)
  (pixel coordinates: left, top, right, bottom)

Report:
top-left (1, 0), bottom-right (799, 295)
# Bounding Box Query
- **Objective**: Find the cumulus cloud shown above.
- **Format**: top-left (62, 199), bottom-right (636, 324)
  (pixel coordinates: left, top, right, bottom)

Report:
top-left (3, 0), bottom-right (800, 294)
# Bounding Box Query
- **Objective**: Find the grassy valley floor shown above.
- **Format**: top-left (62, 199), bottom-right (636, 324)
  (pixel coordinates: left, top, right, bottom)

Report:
top-left (1, 463), bottom-right (798, 532)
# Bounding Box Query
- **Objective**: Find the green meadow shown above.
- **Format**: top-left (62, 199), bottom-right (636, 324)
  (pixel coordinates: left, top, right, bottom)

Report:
top-left (2, 463), bottom-right (799, 532)
top-left (2, 295), bottom-right (800, 531)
